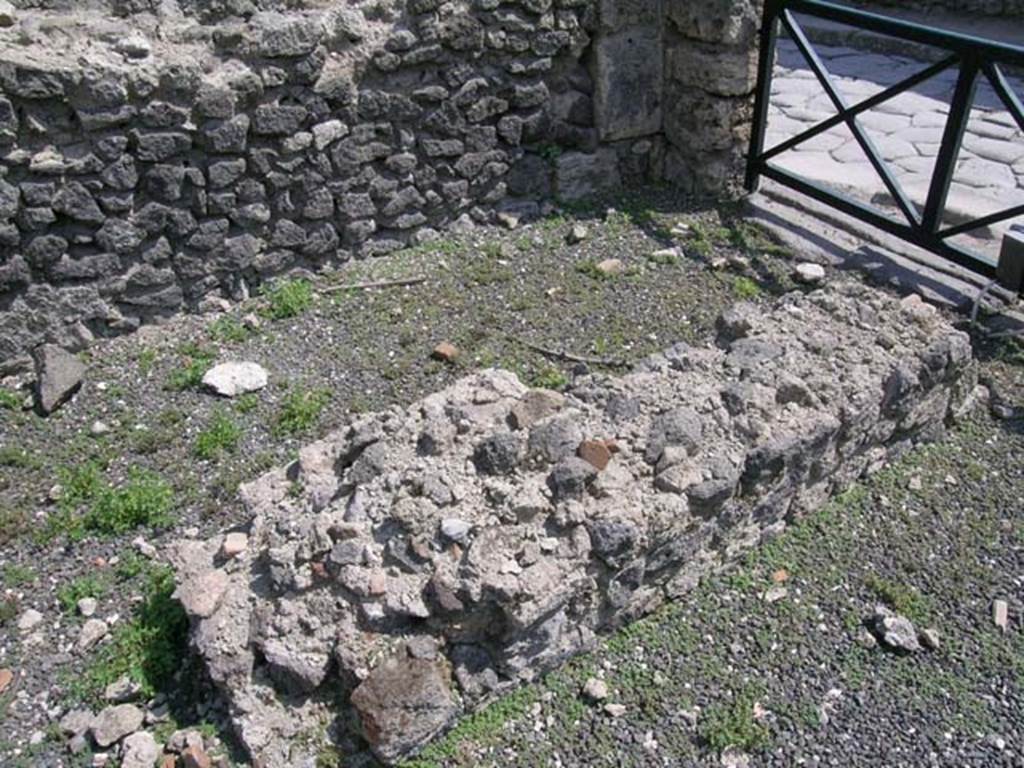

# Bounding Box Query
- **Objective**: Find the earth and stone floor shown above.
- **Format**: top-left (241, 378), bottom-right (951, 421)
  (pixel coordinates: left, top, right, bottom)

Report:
top-left (0, 184), bottom-right (1021, 767)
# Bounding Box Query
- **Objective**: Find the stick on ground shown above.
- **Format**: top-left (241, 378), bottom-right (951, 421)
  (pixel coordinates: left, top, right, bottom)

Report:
top-left (319, 276), bottom-right (427, 294)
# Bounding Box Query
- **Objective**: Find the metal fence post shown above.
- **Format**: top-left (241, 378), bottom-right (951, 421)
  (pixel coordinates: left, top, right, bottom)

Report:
top-left (745, 0), bottom-right (781, 193)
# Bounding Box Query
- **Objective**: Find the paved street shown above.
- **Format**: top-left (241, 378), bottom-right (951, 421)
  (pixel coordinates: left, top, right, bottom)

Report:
top-left (767, 39), bottom-right (1024, 257)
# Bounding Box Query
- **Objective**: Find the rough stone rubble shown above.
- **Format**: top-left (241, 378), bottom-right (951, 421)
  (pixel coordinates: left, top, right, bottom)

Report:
top-left (171, 282), bottom-right (978, 765)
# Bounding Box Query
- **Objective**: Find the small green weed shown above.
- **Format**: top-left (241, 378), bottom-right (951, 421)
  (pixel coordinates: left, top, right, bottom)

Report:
top-left (0, 446), bottom-right (41, 469)
top-left (262, 279), bottom-right (314, 320)
top-left (137, 348), bottom-right (158, 375)
top-left (0, 596), bottom-right (17, 626)
top-left (68, 566), bottom-right (189, 703)
top-left (49, 466), bottom-right (174, 540)
top-left (687, 221), bottom-right (730, 258)
top-left (464, 257), bottom-right (513, 286)
top-left (234, 393), bottom-right (260, 414)
top-left (274, 389), bottom-right (331, 436)
top-left (57, 574), bottom-right (110, 613)
top-left (700, 687), bottom-right (771, 753)
top-left (733, 276), bottom-right (762, 299)
top-left (575, 260), bottom-right (612, 281)
top-left (209, 316), bottom-right (251, 343)
top-left (529, 366), bottom-right (569, 391)
top-left (165, 344), bottom-right (215, 391)
top-left (0, 387), bottom-right (21, 411)
top-left (865, 575), bottom-right (931, 624)
top-left (0, 508), bottom-right (30, 545)
top-left (2, 564), bottom-right (36, 588)
top-left (539, 144), bottom-right (563, 164)
top-left (194, 409), bottom-right (243, 460)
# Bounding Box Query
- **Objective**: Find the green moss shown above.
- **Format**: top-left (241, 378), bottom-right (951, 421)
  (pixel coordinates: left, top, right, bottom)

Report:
top-left (262, 278), bottom-right (314, 320)
top-left (274, 389), bottom-right (331, 436)
top-left (194, 409), bottom-right (243, 460)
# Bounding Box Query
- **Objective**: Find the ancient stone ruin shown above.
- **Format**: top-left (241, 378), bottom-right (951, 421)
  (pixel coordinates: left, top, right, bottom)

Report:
top-left (170, 282), bottom-right (979, 765)
top-left (0, 0), bottom-right (760, 367)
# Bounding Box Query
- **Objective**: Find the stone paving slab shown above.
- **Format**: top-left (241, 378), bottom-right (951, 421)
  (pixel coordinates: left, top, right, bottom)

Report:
top-left (766, 38), bottom-right (1024, 257)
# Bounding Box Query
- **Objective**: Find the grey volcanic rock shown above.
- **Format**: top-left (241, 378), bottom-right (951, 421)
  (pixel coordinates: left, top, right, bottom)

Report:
top-left (171, 285), bottom-right (977, 766)
top-left (90, 704), bottom-right (143, 748)
top-left (350, 654), bottom-right (458, 763)
top-left (33, 344), bottom-right (85, 415)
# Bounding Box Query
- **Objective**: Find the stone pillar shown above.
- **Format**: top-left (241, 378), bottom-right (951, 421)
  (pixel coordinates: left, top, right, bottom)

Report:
top-left (661, 0), bottom-right (761, 195)
top-left (592, 0), bottom-right (664, 142)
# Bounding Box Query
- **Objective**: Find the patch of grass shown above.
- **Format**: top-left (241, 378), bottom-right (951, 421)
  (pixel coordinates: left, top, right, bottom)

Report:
top-left (686, 221), bottom-right (730, 258)
top-left (1, 564), bottom-right (36, 588)
top-left (699, 686), bottom-right (771, 753)
top-left (402, 685), bottom-right (539, 768)
top-left (137, 348), bottom-right (158, 376)
top-left (647, 249), bottom-right (679, 266)
top-left (528, 365), bottom-right (569, 391)
top-left (165, 343), bottom-right (215, 391)
top-left (262, 278), bottom-right (314, 320)
top-left (865, 574), bottom-right (931, 624)
top-left (0, 596), bottom-right (18, 626)
top-left (234, 392), bottom-right (260, 414)
top-left (57, 574), bottom-right (110, 613)
top-left (727, 220), bottom-right (790, 258)
top-left (0, 446), bottom-right (41, 469)
top-left (274, 389), bottom-right (331, 436)
top-left (48, 465), bottom-right (174, 540)
top-left (113, 552), bottom-right (147, 581)
top-left (464, 257), bottom-right (513, 286)
top-left (0, 387), bottom-right (21, 411)
top-left (0, 508), bottom-right (30, 545)
top-left (194, 409), bottom-right (243, 460)
top-left (68, 566), bottom-right (189, 704)
top-left (575, 260), bottom-right (612, 281)
top-left (733, 275), bottom-right (762, 299)
top-left (209, 315), bottom-right (251, 343)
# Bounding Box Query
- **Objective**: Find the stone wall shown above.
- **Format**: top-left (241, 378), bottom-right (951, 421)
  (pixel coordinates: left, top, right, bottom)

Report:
top-left (0, 0), bottom-right (760, 370)
top-left (170, 283), bottom-right (979, 766)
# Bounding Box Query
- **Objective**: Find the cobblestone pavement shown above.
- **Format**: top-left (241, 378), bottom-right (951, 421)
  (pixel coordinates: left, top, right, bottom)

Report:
top-left (767, 39), bottom-right (1024, 257)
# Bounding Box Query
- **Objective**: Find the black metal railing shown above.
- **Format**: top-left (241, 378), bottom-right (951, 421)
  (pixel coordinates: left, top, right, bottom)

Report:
top-left (745, 0), bottom-right (1024, 285)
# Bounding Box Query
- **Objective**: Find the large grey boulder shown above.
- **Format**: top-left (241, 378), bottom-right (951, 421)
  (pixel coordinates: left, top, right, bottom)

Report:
top-left (32, 344), bottom-right (85, 415)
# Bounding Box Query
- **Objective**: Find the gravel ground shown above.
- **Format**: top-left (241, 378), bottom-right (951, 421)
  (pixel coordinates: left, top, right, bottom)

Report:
top-left (0, 189), bottom-right (799, 766)
top-left (1, 187), bottom-right (1020, 768)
